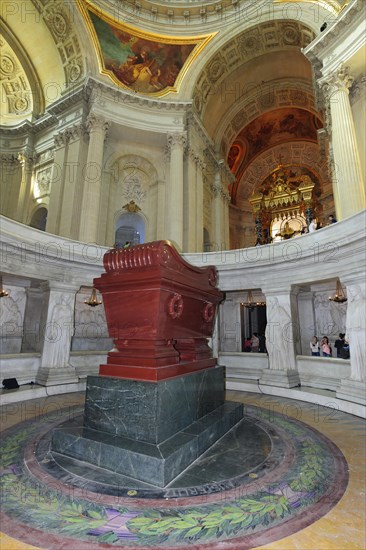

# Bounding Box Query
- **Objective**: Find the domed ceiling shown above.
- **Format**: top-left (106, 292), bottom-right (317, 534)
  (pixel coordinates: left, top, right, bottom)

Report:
top-left (1, 0), bottom-right (350, 242)
top-left (0, 36), bottom-right (33, 126)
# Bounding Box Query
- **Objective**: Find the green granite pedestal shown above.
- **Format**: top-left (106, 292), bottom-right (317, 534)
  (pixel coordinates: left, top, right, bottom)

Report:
top-left (51, 367), bottom-right (243, 487)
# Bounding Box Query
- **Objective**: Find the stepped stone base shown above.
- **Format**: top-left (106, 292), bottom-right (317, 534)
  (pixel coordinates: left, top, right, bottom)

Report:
top-left (259, 369), bottom-right (300, 389)
top-left (51, 367), bottom-right (244, 487)
top-left (36, 367), bottom-right (78, 386)
top-left (51, 400), bottom-right (243, 487)
top-left (337, 378), bottom-right (366, 405)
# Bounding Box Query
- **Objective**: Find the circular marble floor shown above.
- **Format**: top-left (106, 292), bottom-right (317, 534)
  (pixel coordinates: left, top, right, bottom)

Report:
top-left (0, 398), bottom-right (348, 549)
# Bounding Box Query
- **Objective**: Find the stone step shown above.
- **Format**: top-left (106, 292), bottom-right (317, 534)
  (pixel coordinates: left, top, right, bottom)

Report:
top-left (51, 401), bottom-right (243, 487)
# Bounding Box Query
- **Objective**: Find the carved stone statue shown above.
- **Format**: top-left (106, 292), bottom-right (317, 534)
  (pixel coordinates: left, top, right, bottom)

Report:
top-left (265, 296), bottom-right (293, 370)
top-left (346, 284), bottom-right (366, 382)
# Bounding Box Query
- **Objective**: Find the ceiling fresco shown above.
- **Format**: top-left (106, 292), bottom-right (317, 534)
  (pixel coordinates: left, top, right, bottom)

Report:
top-left (228, 107), bottom-right (323, 204)
top-left (230, 108), bottom-right (322, 167)
top-left (80, 2), bottom-right (214, 95)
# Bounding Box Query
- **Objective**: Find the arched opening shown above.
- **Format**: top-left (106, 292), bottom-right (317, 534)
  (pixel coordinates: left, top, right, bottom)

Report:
top-left (115, 212), bottom-right (145, 248)
top-left (203, 227), bottom-right (211, 252)
top-left (29, 207), bottom-right (48, 231)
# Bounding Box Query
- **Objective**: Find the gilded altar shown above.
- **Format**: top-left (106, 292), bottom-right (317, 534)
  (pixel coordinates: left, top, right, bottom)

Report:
top-left (249, 166), bottom-right (316, 244)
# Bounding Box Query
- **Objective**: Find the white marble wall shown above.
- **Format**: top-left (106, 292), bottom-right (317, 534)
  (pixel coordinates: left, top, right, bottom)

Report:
top-left (72, 288), bottom-right (112, 351)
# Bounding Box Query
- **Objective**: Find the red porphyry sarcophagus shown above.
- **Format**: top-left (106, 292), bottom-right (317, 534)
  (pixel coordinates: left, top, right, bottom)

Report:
top-left (93, 240), bottom-right (224, 381)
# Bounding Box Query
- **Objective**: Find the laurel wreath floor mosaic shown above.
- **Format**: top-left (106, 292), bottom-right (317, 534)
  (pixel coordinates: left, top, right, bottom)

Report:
top-left (0, 395), bottom-right (350, 550)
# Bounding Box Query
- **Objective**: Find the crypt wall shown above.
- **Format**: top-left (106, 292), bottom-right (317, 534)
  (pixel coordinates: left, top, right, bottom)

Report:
top-left (0, 210), bottom-right (365, 416)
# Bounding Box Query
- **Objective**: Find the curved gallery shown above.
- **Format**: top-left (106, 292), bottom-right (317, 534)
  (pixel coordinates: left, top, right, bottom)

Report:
top-left (2, 214), bottom-right (364, 548)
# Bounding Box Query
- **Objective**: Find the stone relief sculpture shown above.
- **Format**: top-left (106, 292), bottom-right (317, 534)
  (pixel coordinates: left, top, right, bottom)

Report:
top-left (265, 297), bottom-right (293, 370)
top-left (47, 294), bottom-right (74, 367)
top-left (314, 291), bottom-right (346, 339)
top-left (0, 290), bottom-right (25, 353)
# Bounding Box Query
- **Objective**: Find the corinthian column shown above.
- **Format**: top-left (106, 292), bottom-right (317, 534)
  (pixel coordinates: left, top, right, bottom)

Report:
top-left (166, 133), bottom-right (186, 250)
top-left (79, 113), bottom-right (110, 244)
top-left (322, 65), bottom-right (365, 220)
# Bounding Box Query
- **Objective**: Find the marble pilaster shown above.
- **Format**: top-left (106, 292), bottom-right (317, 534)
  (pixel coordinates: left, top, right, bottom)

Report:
top-left (36, 283), bottom-right (79, 386)
top-left (15, 152), bottom-right (34, 224)
top-left (184, 149), bottom-right (204, 252)
top-left (195, 156), bottom-right (205, 252)
top-left (166, 133), bottom-right (186, 251)
top-left (46, 130), bottom-right (68, 235)
top-left (58, 125), bottom-right (87, 240)
top-left (297, 290), bottom-right (316, 355)
top-left (0, 155), bottom-right (21, 219)
top-left (211, 167), bottom-right (224, 252)
top-left (321, 65), bottom-right (365, 220)
top-left (154, 179), bottom-right (166, 241)
top-left (79, 113), bottom-right (110, 244)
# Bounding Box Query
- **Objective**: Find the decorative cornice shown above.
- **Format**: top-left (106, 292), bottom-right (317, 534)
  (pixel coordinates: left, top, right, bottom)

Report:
top-left (0, 120), bottom-right (34, 136)
top-left (86, 77), bottom-right (191, 111)
top-left (47, 82), bottom-right (90, 115)
top-left (303, 0), bottom-right (363, 63)
top-left (91, 0), bottom-right (339, 32)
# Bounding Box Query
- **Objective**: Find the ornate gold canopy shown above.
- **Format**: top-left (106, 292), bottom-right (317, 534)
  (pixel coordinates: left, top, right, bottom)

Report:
top-left (249, 166), bottom-right (316, 243)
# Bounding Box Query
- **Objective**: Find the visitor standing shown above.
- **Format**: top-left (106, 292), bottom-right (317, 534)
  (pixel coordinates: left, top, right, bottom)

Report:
top-left (251, 333), bottom-right (259, 352)
top-left (334, 333), bottom-right (346, 358)
top-left (321, 336), bottom-right (332, 357)
top-left (310, 336), bottom-right (320, 356)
